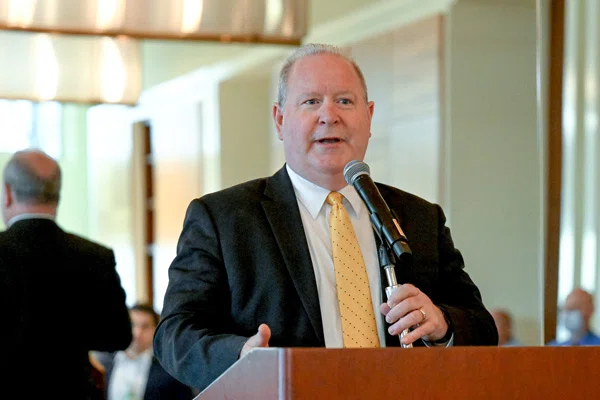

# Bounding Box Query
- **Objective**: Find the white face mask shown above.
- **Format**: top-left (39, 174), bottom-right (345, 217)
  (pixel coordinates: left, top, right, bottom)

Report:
top-left (561, 310), bottom-right (585, 336)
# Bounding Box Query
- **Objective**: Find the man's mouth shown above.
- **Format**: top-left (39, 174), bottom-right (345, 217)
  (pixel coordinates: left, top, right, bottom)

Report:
top-left (317, 138), bottom-right (341, 144)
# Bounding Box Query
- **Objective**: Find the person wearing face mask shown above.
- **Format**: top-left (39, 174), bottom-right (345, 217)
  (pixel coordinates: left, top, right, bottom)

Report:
top-left (547, 288), bottom-right (600, 346)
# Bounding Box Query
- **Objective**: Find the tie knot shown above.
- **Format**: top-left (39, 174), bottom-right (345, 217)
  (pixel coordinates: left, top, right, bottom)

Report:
top-left (326, 191), bottom-right (344, 206)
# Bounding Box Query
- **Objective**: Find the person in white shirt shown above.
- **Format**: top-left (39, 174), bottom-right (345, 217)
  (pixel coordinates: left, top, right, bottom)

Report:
top-left (106, 304), bottom-right (192, 400)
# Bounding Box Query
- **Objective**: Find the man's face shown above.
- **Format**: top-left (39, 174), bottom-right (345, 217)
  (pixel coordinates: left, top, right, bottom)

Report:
top-left (273, 53), bottom-right (374, 190)
top-left (564, 290), bottom-right (593, 321)
top-left (129, 310), bottom-right (156, 354)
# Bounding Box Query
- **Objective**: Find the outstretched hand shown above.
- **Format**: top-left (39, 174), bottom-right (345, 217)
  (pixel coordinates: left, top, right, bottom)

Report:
top-left (240, 323), bottom-right (271, 358)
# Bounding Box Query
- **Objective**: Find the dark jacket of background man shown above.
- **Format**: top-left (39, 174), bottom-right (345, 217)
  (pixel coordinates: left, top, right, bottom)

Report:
top-left (0, 149), bottom-right (132, 398)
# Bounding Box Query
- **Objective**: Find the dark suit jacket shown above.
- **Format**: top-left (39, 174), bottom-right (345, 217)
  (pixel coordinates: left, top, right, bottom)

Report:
top-left (154, 166), bottom-right (498, 391)
top-left (104, 353), bottom-right (193, 400)
top-left (0, 218), bottom-right (132, 399)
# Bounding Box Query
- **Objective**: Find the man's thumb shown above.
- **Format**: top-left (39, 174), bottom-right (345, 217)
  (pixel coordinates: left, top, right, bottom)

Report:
top-left (240, 324), bottom-right (271, 357)
top-left (247, 323), bottom-right (271, 347)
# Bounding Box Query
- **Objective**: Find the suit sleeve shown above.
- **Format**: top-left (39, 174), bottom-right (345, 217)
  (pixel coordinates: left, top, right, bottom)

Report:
top-left (431, 204), bottom-right (498, 346)
top-left (153, 199), bottom-right (247, 391)
top-left (86, 251), bottom-right (133, 351)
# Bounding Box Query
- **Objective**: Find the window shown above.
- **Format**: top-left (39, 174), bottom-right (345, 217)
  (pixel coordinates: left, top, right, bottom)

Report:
top-left (0, 99), bottom-right (62, 157)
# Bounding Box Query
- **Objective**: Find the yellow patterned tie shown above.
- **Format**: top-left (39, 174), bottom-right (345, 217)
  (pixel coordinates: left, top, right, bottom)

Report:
top-left (326, 191), bottom-right (380, 348)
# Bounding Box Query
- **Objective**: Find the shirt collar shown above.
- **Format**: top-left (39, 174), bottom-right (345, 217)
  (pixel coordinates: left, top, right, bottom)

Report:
top-left (119, 347), bottom-right (154, 361)
top-left (7, 213), bottom-right (55, 228)
top-left (286, 164), bottom-right (365, 219)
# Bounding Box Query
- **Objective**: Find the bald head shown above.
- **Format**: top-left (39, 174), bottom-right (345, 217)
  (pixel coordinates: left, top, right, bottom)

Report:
top-left (2, 149), bottom-right (61, 224)
top-left (565, 288), bottom-right (594, 325)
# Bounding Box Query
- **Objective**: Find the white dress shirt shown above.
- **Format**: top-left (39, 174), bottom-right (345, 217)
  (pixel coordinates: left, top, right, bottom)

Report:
top-left (286, 166), bottom-right (454, 348)
top-left (107, 349), bottom-right (153, 400)
top-left (286, 165), bottom-right (386, 347)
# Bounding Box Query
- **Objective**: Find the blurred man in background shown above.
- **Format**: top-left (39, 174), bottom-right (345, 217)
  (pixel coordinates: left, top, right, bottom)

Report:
top-left (0, 149), bottom-right (132, 398)
top-left (548, 288), bottom-right (600, 346)
top-left (491, 308), bottom-right (522, 346)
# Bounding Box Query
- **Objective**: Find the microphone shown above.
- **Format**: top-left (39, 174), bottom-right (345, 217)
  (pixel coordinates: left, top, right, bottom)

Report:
top-left (343, 160), bottom-right (412, 264)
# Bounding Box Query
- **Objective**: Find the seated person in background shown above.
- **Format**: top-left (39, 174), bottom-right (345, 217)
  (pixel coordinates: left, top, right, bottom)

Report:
top-left (491, 308), bottom-right (522, 346)
top-left (547, 288), bottom-right (600, 346)
top-left (105, 303), bottom-right (193, 400)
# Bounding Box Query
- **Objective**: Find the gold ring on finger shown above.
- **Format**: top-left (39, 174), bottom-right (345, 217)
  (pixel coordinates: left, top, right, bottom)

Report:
top-left (419, 308), bottom-right (427, 323)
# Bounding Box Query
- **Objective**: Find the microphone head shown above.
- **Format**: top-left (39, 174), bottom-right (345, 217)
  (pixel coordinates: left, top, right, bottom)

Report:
top-left (344, 160), bottom-right (370, 185)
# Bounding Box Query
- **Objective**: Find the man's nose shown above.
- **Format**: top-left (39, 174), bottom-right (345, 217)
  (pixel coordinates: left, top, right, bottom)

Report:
top-left (319, 101), bottom-right (340, 125)
top-left (132, 327), bottom-right (142, 338)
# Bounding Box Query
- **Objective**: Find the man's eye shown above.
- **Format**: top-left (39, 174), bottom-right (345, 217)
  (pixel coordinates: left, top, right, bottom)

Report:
top-left (338, 98), bottom-right (352, 105)
top-left (304, 99), bottom-right (318, 105)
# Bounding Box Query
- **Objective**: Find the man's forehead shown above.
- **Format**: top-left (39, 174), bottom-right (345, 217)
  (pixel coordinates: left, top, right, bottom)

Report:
top-left (131, 310), bottom-right (154, 321)
top-left (290, 54), bottom-right (357, 78)
top-left (287, 75), bottom-right (363, 99)
top-left (565, 295), bottom-right (590, 308)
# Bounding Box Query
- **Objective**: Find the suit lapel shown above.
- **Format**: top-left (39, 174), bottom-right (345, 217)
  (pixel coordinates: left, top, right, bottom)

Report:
top-left (262, 166), bottom-right (324, 343)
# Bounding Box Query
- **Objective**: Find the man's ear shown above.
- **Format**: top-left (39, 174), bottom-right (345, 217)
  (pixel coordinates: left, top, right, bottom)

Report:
top-left (272, 103), bottom-right (284, 140)
top-left (3, 183), bottom-right (13, 208)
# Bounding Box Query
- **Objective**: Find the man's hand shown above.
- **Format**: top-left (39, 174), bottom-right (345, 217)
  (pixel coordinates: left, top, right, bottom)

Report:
top-left (240, 324), bottom-right (271, 358)
top-left (380, 284), bottom-right (448, 345)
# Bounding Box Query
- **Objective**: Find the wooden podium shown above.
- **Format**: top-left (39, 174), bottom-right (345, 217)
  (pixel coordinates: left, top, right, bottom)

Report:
top-left (195, 346), bottom-right (600, 399)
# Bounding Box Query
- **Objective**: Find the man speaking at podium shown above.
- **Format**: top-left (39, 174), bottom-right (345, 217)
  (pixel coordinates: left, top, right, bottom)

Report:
top-left (154, 43), bottom-right (498, 392)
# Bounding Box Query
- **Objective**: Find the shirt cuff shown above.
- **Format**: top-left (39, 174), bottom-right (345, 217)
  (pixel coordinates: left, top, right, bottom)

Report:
top-left (422, 333), bottom-right (454, 347)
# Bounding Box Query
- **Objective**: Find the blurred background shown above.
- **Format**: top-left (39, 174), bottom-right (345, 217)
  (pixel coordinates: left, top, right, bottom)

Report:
top-left (0, 0), bottom-right (596, 347)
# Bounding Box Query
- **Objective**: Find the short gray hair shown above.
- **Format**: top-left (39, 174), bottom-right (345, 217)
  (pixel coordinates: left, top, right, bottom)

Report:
top-left (276, 43), bottom-right (369, 107)
top-left (3, 150), bottom-right (61, 205)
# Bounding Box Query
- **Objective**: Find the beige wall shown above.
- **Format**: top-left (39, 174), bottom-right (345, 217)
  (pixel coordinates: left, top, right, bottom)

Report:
top-left (85, 100), bottom-right (207, 308)
top-left (147, 101), bottom-right (205, 311)
top-left (219, 76), bottom-right (273, 188)
top-left (137, 76), bottom-right (274, 308)
top-left (445, 0), bottom-right (541, 345)
top-left (350, 17), bottom-right (443, 204)
top-left (86, 104), bottom-right (138, 306)
top-left (58, 104), bottom-right (90, 236)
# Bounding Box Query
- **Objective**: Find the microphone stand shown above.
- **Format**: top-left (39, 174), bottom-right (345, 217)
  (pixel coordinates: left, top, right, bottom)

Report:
top-left (378, 243), bottom-right (412, 348)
